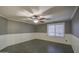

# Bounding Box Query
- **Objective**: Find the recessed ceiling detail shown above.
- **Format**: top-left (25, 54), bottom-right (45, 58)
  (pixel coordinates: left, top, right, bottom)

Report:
top-left (0, 6), bottom-right (78, 24)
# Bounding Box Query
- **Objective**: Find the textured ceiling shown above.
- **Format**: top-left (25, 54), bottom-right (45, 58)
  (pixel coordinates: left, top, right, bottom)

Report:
top-left (0, 6), bottom-right (78, 24)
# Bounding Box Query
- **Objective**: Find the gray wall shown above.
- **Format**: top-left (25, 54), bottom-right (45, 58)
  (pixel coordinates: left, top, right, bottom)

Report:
top-left (0, 16), bottom-right (72, 35)
top-left (0, 17), bottom-right (8, 35)
top-left (35, 21), bottom-right (72, 34)
top-left (35, 24), bottom-right (47, 33)
top-left (65, 21), bottom-right (72, 34)
top-left (8, 20), bottom-right (35, 34)
top-left (72, 8), bottom-right (79, 38)
top-left (0, 17), bottom-right (35, 35)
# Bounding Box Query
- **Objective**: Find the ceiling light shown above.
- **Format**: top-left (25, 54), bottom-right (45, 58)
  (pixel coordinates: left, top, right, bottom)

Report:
top-left (34, 19), bottom-right (39, 23)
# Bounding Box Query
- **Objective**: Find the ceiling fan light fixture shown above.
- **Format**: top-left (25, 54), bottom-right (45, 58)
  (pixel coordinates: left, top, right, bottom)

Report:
top-left (33, 19), bottom-right (39, 23)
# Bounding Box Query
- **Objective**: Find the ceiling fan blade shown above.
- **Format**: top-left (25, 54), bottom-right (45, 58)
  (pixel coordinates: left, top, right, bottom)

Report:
top-left (38, 15), bottom-right (53, 20)
top-left (39, 20), bottom-right (45, 23)
top-left (38, 18), bottom-right (45, 20)
top-left (39, 19), bottom-right (45, 22)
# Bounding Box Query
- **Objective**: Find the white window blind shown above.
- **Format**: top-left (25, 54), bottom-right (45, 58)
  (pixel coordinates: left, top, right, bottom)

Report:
top-left (47, 24), bottom-right (55, 36)
top-left (47, 23), bottom-right (65, 37)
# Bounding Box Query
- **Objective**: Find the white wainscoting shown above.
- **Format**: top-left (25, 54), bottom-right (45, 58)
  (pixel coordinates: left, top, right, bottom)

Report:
top-left (6, 33), bottom-right (34, 46)
top-left (71, 35), bottom-right (79, 53)
top-left (0, 35), bottom-right (7, 50)
top-left (33, 33), bottom-right (71, 45)
top-left (0, 33), bottom-right (72, 50)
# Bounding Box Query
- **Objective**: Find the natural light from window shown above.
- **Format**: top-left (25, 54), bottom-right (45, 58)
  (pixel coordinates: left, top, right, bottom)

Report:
top-left (47, 22), bottom-right (65, 37)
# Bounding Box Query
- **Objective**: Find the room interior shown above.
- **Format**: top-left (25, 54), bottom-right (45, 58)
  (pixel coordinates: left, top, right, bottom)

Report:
top-left (0, 6), bottom-right (79, 53)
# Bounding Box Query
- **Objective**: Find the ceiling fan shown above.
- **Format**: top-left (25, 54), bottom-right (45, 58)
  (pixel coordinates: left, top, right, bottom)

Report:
top-left (16, 6), bottom-right (54, 24)
top-left (28, 15), bottom-right (47, 23)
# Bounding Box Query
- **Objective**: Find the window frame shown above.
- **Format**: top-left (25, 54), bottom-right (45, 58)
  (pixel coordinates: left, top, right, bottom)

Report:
top-left (47, 22), bottom-right (65, 37)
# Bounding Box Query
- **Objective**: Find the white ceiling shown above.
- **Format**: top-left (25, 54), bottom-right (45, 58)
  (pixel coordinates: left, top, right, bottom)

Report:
top-left (0, 6), bottom-right (78, 24)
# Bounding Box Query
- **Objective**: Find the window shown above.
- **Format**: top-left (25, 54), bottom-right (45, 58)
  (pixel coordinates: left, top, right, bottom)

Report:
top-left (47, 23), bottom-right (65, 37)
